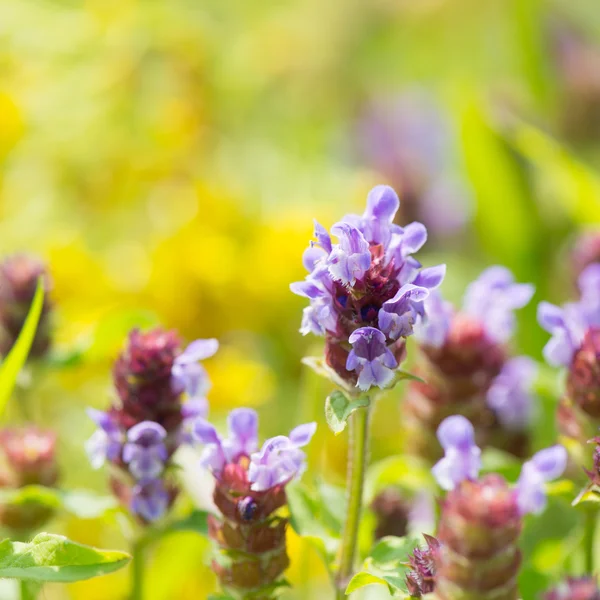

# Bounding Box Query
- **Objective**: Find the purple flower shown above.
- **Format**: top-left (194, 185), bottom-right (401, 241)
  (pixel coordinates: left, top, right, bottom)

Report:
top-left (291, 185), bottom-right (445, 390)
top-left (515, 445), bottom-right (567, 515)
top-left (462, 266), bottom-right (535, 343)
top-left (346, 327), bottom-right (398, 391)
top-left (180, 398), bottom-right (209, 444)
top-left (248, 422), bottom-right (317, 491)
top-left (193, 408), bottom-right (260, 477)
top-left (85, 409), bottom-right (124, 469)
top-left (378, 284), bottom-right (431, 340)
top-left (486, 357), bottom-right (537, 430)
top-left (131, 479), bottom-right (170, 522)
top-left (538, 301), bottom-right (587, 367)
top-left (122, 421), bottom-right (168, 481)
top-left (432, 416), bottom-right (482, 490)
top-left (171, 338), bottom-right (218, 400)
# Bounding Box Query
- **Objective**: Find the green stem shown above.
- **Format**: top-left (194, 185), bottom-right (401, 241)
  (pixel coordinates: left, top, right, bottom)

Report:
top-left (584, 509), bottom-right (597, 574)
top-left (130, 538), bottom-right (146, 600)
top-left (336, 403), bottom-right (370, 599)
top-left (19, 580), bottom-right (40, 600)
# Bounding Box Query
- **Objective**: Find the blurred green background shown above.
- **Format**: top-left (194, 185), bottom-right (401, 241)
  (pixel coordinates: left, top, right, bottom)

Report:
top-left (1, 0), bottom-right (600, 597)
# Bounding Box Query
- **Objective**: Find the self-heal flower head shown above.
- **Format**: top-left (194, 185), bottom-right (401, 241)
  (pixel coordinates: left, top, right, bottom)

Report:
top-left (515, 445), bottom-right (567, 515)
top-left (85, 409), bottom-right (124, 470)
top-left (486, 357), bottom-right (537, 430)
top-left (416, 266), bottom-right (534, 349)
top-left (248, 422), bottom-right (317, 492)
top-left (291, 185), bottom-right (445, 390)
top-left (432, 416), bottom-right (481, 491)
top-left (122, 421), bottom-right (168, 481)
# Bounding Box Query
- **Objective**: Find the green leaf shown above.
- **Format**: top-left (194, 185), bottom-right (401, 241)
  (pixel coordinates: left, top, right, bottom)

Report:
top-left (325, 390), bottom-right (369, 435)
top-left (0, 279), bottom-right (44, 418)
top-left (572, 484), bottom-right (600, 508)
top-left (345, 571), bottom-right (391, 594)
top-left (369, 535), bottom-right (420, 567)
top-left (0, 533), bottom-right (130, 582)
top-left (0, 487), bottom-right (118, 520)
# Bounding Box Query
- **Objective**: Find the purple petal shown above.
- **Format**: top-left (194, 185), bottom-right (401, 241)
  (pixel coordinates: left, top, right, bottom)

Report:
top-left (289, 422), bottom-right (317, 447)
top-left (193, 419), bottom-right (221, 445)
top-left (289, 280), bottom-right (323, 299)
top-left (530, 445), bottom-right (567, 481)
top-left (86, 408), bottom-right (119, 434)
top-left (537, 302), bottom-right (566, 332)
top-left (228, 408), bottom-right (258, 450)
top-left (302, 246), bottom-right (326, 272)
top-left (436, 415), bottom-right (476, 452)
top-left (131, 480), bottom-right (169, 521)
top-left (364, 185), bottom-right (400, 221)
top-left (314, 220), bottom-right (332, 254)
top-left (127, 421), bottom-right (167, 445)
top-left (515, 462), bottom-right (547, 515)
top-left (412, 264), bottom-right (446, 289)
top-left (401, 222), bottom-right (428, 254)
top-left (181, 398), bottom-right (209, 420)
top-left (178, 339), bottom-right (219, 363)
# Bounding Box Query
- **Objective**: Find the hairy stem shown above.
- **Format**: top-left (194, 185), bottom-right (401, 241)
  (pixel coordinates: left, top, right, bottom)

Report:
top-left (336, 403), bottom-right (370, 599)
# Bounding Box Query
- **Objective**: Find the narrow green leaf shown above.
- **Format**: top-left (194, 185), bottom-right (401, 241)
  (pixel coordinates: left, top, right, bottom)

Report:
top-left (0, 533), bottom-right (130, 582)
top-left (324, 390), bottom-right (369, 435)
top-left (0, 279), bottom-right (44, 418)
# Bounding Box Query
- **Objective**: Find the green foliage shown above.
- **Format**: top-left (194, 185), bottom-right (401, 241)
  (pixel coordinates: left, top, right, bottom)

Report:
top-left (0, 533), bottom-right (130, 583)
top-left (0, 279), bottom-right (44, 419)
top-left (325, 391), bottom-right (369, 435)
top-left (345, 535), bottom-right (420, 597)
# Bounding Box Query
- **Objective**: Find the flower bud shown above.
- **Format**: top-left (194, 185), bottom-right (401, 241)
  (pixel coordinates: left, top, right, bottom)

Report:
top-left (405, 534), bottom-right (440, 597)
top-left (0, 427), bottom-right (59, 533)
top-left (0, 254), bottom-right (52, 359)
top-left (544, 577), bottom-right (600, 600)
top-left (435, 475), bottom-right (522, 600)
top-left (370, 487), bottom-right (411, 540)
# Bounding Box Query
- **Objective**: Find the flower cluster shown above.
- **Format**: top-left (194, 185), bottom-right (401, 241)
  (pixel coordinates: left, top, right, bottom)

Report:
top-left (291, 185), bottom-right (445, 391)
top-left (0, 254), bottom-right (53, 359)
top-left (86, 328), bottom-right (218, 522)
top-left (538, 264), bottom-right (600, 466)
top-left (544, 577), bottom-right (600, 600)
top-left (0, 427), bottom-right (59, 533)
top-left (404, 267), bottom-right (535, 460)
top-left (431, 416), bottom-right (566, 600)
top-left (356, 92), bottom-right (471, 236)
top-left (193, 408), bottom-right (316, 596)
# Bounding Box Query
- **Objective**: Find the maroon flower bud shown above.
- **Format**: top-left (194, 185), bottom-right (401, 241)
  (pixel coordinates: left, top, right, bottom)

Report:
top-left (208, 457), bottom-right (290, 596)
top-left (112, 328), bottom-right (183, 432)
top-left (404, 315), bottom-right (506, 462)
top-left (0, 254), bottom-right (52, 359)
top-left (405, 534), bottom-right (440, 597)
top-left (567, 328), bottom-right (600, 419)
top-left (544, 577), bottom-right (600, 600)
top-left (370, 487), bottom-right (411, 540)
top-left (434, 475), bottom-right (522, 600)
top-left (0, 427), bottom-right (59, 533)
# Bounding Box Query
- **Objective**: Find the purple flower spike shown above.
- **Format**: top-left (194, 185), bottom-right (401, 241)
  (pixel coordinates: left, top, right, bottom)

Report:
top-left (171, 338), bottom-right (218, 400)
top-left (346, 327), bottom-right (398, 391)
top-left (463, 266), bottom-right (535, 343)
top-left (131, 479), bottom-right (170, 522)
top-left (432, 415), bottom-right (481, 491)
top-left (487, 357), bottom-right (537, 430)
top-left (379, 284), bottom-right (430, 340)
top-left (123, 421), bottom-right (168, 481)
top-left (85, 409), bottom-right (124, 469)
top-left (248, 422), bottom-right (316, 492)
top-left (327, 223), bottom-right (371, 285)
top-left (515, 445), bottom-right (567, 515)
